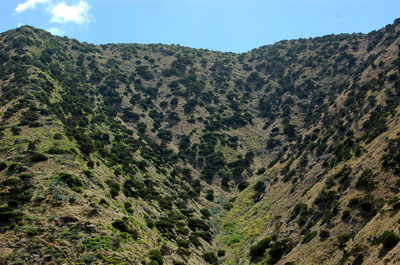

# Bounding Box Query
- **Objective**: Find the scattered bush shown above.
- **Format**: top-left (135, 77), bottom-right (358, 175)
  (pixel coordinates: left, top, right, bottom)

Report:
top-left (217, 249), bottom-right (225, 257)
top-left (337, 233), bottom-right (351, 248)
top-left (149, 249), bottom-right (163, 265)
top-left (205, 189), bottom-right (214, 201)
top-left (106, 179), bottom-right (120, 198)
top-left (202, 252), bottom-right (218, 264)
top-left (200, 208), bottom-right (211, 219)
top-left (257, 168), bottom-right (266, 175)
top-left (249, 237), bottom-right (271, 260)
top-left (319, 230), bottom-right (330, 239)
top-left (112, 218), bottom-right (138, 240)
top-left (302, 231), bottom-right (317, 244)
top-left (58, 172), bottom-right (83, 192)
top-left (378, 231), bottom-right (399, 250)
top-left (238, 181), bottom-right (249, 191)
top-left (28, 152), bottom-right (48, 162)
top-left (0, 161), bottom-right (6, 171)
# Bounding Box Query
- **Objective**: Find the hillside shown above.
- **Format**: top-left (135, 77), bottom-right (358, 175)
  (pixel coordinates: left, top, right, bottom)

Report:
top-left (0, 19), bottom-right (400, 265)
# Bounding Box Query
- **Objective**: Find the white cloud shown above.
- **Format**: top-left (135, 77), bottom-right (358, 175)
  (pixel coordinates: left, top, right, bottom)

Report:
top-left (50, 1), bottom-right (91, 24)
top-left (15, 0), bottom-right (49, 13)
top-left (47, 27), bottom-right (65, 36)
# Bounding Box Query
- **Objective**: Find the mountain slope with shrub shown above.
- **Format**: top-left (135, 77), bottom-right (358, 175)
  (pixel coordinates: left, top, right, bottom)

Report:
top-left (0, 19), bottom-right (399, 265)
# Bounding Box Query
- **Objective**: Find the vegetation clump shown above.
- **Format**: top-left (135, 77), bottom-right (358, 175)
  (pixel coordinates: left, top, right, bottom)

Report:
top-left (58, 172), bottom-right (84, 192)
top-left (111, 218), bottom-right (138, 240)
top-left (378, 231), bottom-right (399, 250)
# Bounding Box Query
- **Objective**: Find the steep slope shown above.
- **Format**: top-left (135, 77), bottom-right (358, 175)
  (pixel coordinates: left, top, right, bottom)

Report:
top-left (0, 19), bottom-right (399, 265)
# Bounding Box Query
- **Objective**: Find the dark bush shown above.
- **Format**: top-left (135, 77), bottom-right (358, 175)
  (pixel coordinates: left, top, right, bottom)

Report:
top-left (137, 122), bottom-right (147, 134)
top-left (28, 152), bottom-right (48, 162)
top-left (319, 230), bottom-right (330, 239)
top-left (200, 208), bottom-right (211, 219)
top-left (253, 181), bottom-right (266, 193)
top-left (155, 220), bottom-right (174, 232)
top-left (257, 168), bottom-right (266, 175)
top-left (238, 181), bottom-right (249, 191)
top-left (58, 172), bottom-right (83, 192)
top-left (0, 161), bottom-right (7, 171)
top-left (196, 231), bottom-right (212, 242)
top-left (188, 218), bottom-right (209, 231)
top-left (217, 249), bottom-right (225, 257)
top-left (149, 249), bottom-right (163, 265)
top-left (145, 216), bottom-right (155, 228)
top-left (112, 218), bottom-right (138, 240)
top-left (11, 126), bottom-right (21, 135)
top-left (302, 231), bottom-right (317, 244)
top-left (268, 239), bottom-right (292, 263)
top-left (106, 179), bottom-right (120, 198)
top-left (379, 231), bottom-right (399, 250)
top-left (356, 168), bottom-right (376, 190)
top-left (53, 133), bottom-right (63, 139)
top-left (0, 206), bottom-right (23, 225)
top-left (337, 233), bottom-right (351, 248)
top-left (249, 237), bottom-right (271, 259)
top-left (202, 252), bottom-right (218, 264)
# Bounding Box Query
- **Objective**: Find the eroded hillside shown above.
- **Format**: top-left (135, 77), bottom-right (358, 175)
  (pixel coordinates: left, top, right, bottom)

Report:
top-left (0, 19), bottom-right (400, 265)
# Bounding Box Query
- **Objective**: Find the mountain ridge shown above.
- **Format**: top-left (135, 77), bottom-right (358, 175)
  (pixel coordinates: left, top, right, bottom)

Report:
top-left (0, 18), bottom-right (400, 265)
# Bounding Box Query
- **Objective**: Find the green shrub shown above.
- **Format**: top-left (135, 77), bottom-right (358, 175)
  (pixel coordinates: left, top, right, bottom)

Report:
top-left (196, 231), bottom-right (212, 242)
top-left (106, 179), bottom-right (120, 198)
top-left (145, 216), bottom-right (154, 228)
top-left (249, 237), bottom-right (271, 259)
top-left (342, 209), bottom-right (351, 220)
top-left (11, 126), bottom-right (21, 135)
top-left (160, 244), bottom-right (170, 255)
top-left (319, 230), bottom-right (330, 239)
top-left (58, 172), bottom-right (83, 192)
top-left (379, 231), bottom-right (399, 250)
top-left (238, 181), bottom-right (249, 191)
top-left (137, 122), bottom-right (147, 134)
top-left (205, 189), bottom-right (214, 201)
top-left (0, 206), bottom-right (23, 225)
top-left (112, 219), bottom-right (138, 240)
top-left (155, 220), bottom-right (174, 232)
top-left (200, 208), bottom-right (211, 219)
top-left (257, 168), bottom-right (266, 175)
top-left (0, 161), bottom-right (7, 171)
top-left (202, 252), bottom-right (218, 264)
top-left (268, 239), bottom-right (292, 264)
top-left (87, 160), bottom-right (94, 168)
top-left (227, 233), bottom-right (242, 245)
top-left (356, 168), bottom-right (376, 190)
top-left (28, 152), bottom-right (48, 162)
top-left (6, 163), bottom-right (26, 174)
top-left (176, 238), bottom-right (190, 248)
top-left (47, 147), bottom-right (71, 154)
top-left (291, 203), bottom-right (308, 219)
top-left (1, 177), bottom-right (22, 187)
top-left (302, 231), bottom-right (317, 244)
top-left (253, 181), bottom-right (266, 193)
top-left (149, 249), bottom-right (163, 265)
top-left (337, 233), bottom-right (351, 248)
top-left (124, 201), bottom-right (133, 213)
top-left (24, 226), bottom-right (39, 236)
top-left (188, 218), bottom-right (209, 231)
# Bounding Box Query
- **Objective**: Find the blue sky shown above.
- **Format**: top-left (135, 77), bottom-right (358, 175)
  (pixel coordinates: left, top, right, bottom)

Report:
top-left (1, 0), bottom-right (399, 52)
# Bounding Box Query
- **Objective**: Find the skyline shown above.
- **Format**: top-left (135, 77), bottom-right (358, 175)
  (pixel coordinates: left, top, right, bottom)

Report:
top-left (1, 0), bottom-right (400, 52)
